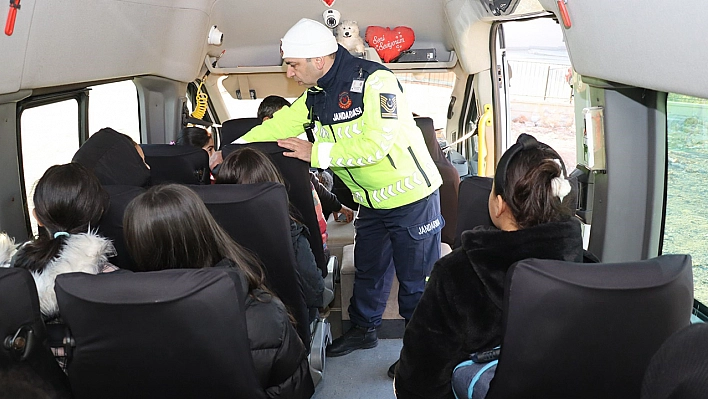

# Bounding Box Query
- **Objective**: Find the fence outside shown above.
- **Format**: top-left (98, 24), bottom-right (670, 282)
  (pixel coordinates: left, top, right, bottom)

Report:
top-left (508, 60), bottom-right (572, 103)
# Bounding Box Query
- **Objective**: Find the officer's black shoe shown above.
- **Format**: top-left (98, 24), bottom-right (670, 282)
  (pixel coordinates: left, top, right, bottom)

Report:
top-left (388, 359), bottom-right (399, 379)
top-left (326, 325), bottom-right (378, 357)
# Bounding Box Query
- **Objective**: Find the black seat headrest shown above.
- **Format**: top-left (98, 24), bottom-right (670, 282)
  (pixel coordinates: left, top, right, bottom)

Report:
top-left (487, 255), bottom-right (694, 399)
top-left (641, 322), bottom-right (708, 399)
top-left (220, 118), bottom-right (261, 149)
top-left (140, 144), bottom-right (209, 185)
top-left (189, 182), bottom-right (311, 350)
top-left (222, 142), bottom-right (327, 276)
top-left (55, 268), bottom-right (266, 399)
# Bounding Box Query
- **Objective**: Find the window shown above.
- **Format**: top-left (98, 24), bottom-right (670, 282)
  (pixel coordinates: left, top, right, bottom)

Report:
top-left (20, 100), bottom-right (80, 235)
top-left (502, 18), bottom-right (576, 169)
top-left (663, 93), bottom-right (708, 305)
top-left (396, 71), bottom-right (456, 139)
top-left (216, 76), bottom-right (298, 120)
top-left (88, 80), bottom-right (140, 143)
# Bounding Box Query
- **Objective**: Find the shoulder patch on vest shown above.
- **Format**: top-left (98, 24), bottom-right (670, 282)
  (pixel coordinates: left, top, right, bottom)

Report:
top-left (379, 93), bottom-right (398, 119)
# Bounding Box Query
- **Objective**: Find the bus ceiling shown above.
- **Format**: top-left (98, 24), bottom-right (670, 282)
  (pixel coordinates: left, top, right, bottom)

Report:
top-left (1, 1), bottom-right (708, 99)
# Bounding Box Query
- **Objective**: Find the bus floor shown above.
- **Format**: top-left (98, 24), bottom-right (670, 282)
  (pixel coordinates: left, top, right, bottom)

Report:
top-left (313, 338), bottom-right (401, 399)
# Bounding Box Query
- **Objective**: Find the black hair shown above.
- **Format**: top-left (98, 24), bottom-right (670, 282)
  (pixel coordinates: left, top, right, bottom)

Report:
top-left (257, 96), bottom-right (291, 121)
top-left (493, 133), bottom-right (573, 229)
top-left (123, 184), bottom-right (265, 292)
top-left (176, 126), bottom-right (211, 149)
top-left (215, 147), bottom-right (303, 223)
top-left (14, 163), bottom-right (109, 273)
top-left (216, 147), bottom-right (285, 186)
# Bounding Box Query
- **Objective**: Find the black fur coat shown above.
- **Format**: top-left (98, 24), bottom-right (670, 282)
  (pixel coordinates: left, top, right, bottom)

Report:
top-left (394, 218), bottom-right (583, 399)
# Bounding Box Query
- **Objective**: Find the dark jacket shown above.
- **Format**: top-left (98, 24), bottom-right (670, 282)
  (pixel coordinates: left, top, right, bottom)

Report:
top-left (290, 220), bottom-right (325, 308)
top-left (72, 128), bottom-right (151, 270)
top-left (72, 127), bottom-right (151, 187)
top-left (216, 259), bottom-right (315, 398)
top-left (394, 218), bottom-right (584, 399)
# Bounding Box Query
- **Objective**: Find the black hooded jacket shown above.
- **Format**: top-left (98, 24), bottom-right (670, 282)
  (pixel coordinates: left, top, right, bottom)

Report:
top-left (72, 127), bottom-right (150, 187)
top-left (72, 128), bottom-right (151, 270)
top-left (395, 218), bottom-right (584, 399)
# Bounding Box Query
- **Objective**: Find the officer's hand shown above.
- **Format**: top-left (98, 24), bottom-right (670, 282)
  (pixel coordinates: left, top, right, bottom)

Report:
top-left (278, 138), bottom-right (313, 163)
top-left (334, 205), bottom-right (355, 223)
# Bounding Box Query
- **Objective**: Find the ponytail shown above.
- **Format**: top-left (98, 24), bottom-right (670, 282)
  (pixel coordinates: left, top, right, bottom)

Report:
top-left (13, 231), bottom-right (69, 273)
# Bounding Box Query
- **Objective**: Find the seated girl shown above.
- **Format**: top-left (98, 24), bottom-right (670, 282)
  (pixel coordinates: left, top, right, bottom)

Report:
top-left (215, 147), bottom-right (326, 312)
top-left (122, 184), bottom-right (313, 398)
top-left (8, 163), bottom-right (116, 319)
top-left (1, 163), bottom-right (116, 371)
top-left (394, 134), bottom-right (584, 399)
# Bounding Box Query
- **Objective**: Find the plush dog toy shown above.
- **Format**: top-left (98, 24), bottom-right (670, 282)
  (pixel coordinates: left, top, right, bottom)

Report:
top-left (334, 20), bottom-right (366, 54)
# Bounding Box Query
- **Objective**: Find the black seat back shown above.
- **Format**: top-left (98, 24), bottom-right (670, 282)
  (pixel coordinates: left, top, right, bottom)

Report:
top-left (97, 185), bottom-right (147, 271)
top-left (220, 118), bottom-right (261, 148)
top-left (140, 144), bottom-right (210, 185)
top-left (454, 176), bottom-right (494, 249)
top-left (487, 255), bottom-right (694, 399)
top-left (641, 322), bottom-right (708, 399)
top-left (0, 268), bottom-right (71, 397)
top-left (415, 117), bottom-right (460, 246)
top-left (189, 182), bottom-right (310, 349)
top-left (56, 268), bottom-right (266, 399)
top-left (223, 142), bottom-right (327, 276)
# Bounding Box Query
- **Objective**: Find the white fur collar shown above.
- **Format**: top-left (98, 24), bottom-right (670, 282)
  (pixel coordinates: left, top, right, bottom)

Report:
top-left (0, 233), bottom-right (17, 267)
top-left (31, 232), bottom-right (115, 318)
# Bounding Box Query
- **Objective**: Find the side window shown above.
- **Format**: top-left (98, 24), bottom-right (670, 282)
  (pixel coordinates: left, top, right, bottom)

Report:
top-left (395, 71), bottom-right (456, 140)
top-left (663, 93), bottom-right (708, 305)
top-left (217, 76), bottom-right (297, 119)
top-left (501, 18), bottom-right (576, 169)
top-left (88, 80), bottom-right (140, 143)
top-left (20, 100), bottom-right (80, 235)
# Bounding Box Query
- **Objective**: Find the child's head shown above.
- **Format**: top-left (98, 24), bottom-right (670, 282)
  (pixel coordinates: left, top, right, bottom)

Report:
top-left (257, 96), bottom-right (291, 121)
top-left (177, 126), bottom-right (215, 156)
top-left (15, 163), bottom-right (109, 272)
top-left (215, 147), bottom-right (284, 185)
top-left (72, 128), bottom-right (151, 187)
top-left (33, 163), bottom-right (109, 238)
top-left (123, 184), bottom-right (263, 289)
top-left (490, 134), bottom-right (573, 230)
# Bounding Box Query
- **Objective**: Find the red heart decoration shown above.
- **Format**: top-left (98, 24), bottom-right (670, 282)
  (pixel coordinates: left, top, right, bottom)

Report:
top-left (322, 0), bottom-right (335, 6)
top-left (365, 26), bottom-right (415, 63)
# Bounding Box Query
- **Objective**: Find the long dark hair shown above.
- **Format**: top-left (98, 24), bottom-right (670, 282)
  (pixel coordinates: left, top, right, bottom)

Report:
top-left (494, 139), bottom-right (573, 229)
top-left (215, 147), bottom-right (303, 222)
top-left (123, 184), bottom-right (265, 291)
top-left (216, 147), bottom-right (286, 185)
top-left (14, 163), bottom-right (109, 272)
